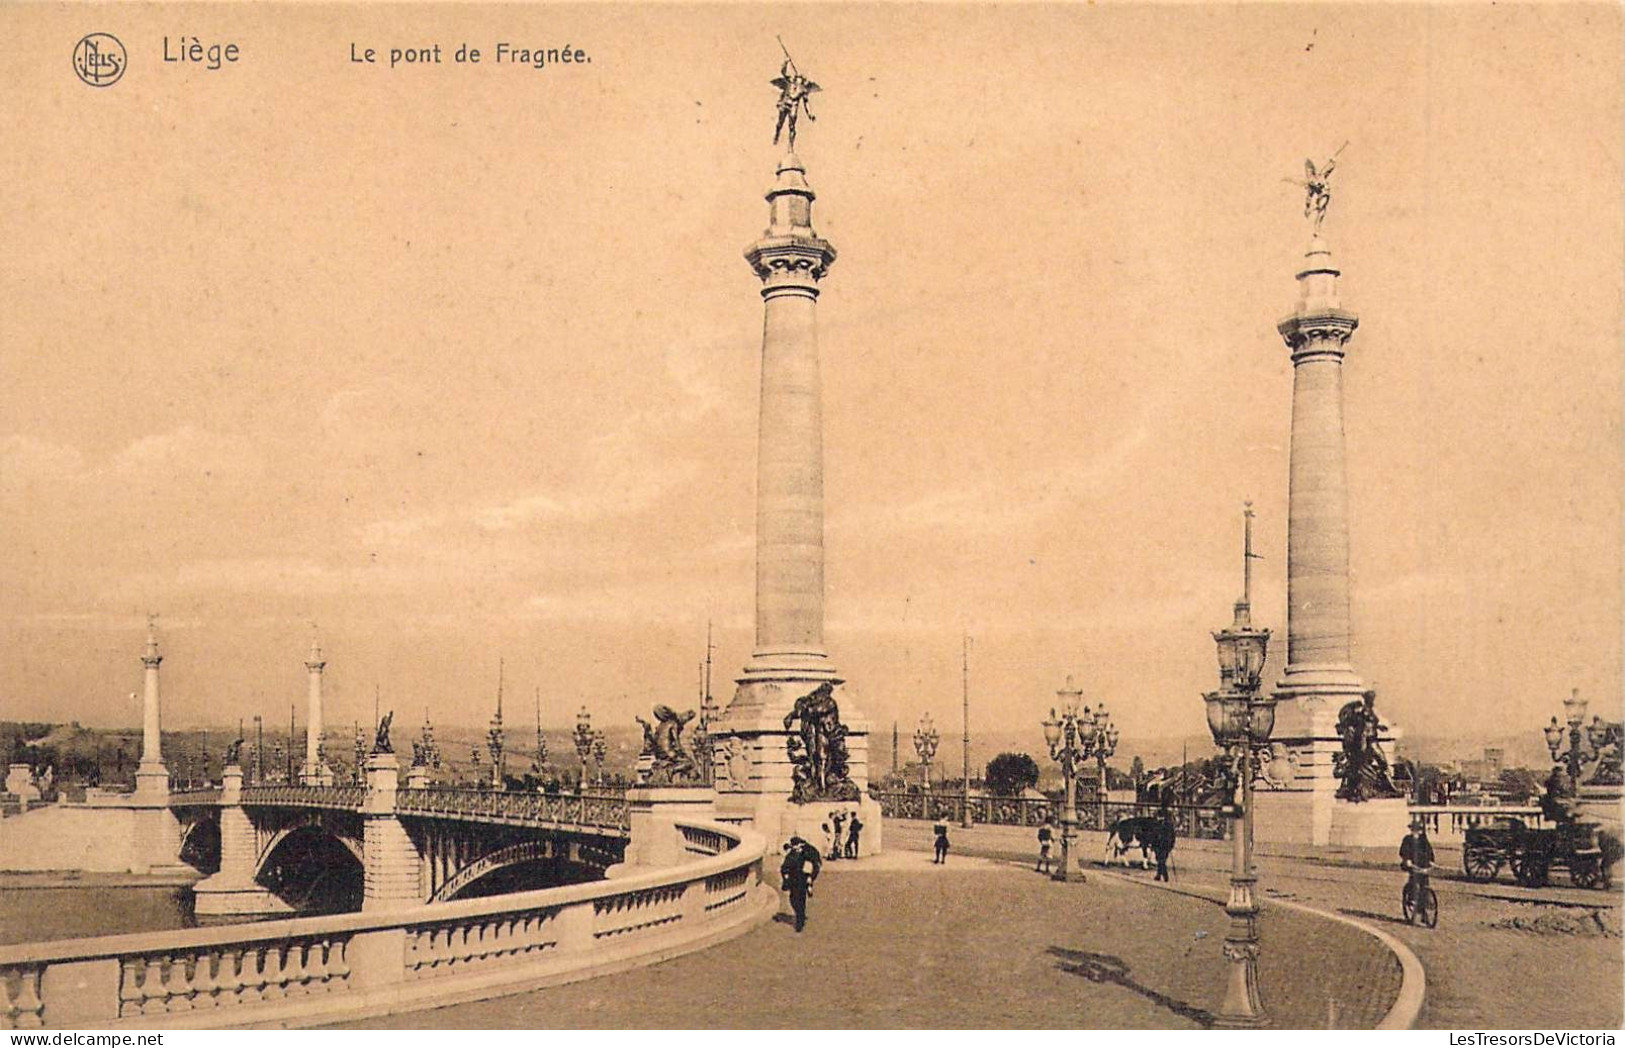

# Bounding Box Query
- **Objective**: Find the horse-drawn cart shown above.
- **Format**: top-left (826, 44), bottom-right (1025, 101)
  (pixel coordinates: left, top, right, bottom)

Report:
top-left (1462, 816), bottom-right (1616, 889)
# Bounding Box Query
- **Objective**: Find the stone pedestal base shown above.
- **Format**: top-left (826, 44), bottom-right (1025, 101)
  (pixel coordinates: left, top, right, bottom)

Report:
top-left (709, 676), bottom-right (885, 860)
top-left (617, 786), bottom-right (719, 871)
top-left (1253, 673), bottom-right (1408, 846)
top-left (132, 764), bottom-right (171, 805)
top-left (5, 764), bottom-right (39, 801)
top-left (1252, 789), bottom-right (1410, 847)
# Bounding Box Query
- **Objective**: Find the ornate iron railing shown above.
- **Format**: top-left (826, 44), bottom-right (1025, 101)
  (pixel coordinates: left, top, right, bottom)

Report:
top-left (240, 785), bottom-right (367, 811)
top-left (395, 788), bottom-right (631, 834)
top-left (868, 790), bottom-right (1229, 840)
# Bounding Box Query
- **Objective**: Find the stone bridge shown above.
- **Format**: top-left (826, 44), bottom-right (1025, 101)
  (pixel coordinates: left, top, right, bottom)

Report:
top-left (0, 806), bottom-right (772, 1030)
top-left (175, 756), bottom-right (634, 916)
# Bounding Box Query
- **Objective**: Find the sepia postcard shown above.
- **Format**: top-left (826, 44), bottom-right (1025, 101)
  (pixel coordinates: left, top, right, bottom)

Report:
top-left (0, 2), bottom-right (1620, 1035)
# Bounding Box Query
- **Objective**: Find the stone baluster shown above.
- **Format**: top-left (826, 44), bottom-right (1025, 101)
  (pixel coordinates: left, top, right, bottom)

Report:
top-left (162, 954), bottom-right (194, 1012)
top-left (239, 946), bottom-right (266, 1003)
top-left (118, 959), bottom-right (144, 1018)
top-left (190, 950), bottom-right (217, 1008)
top-left (306, 940), bottom-right (330, 994)
top-left (139, 957), bottom-right (167, 1016)
top-left (11, 968), bottom-right (43, 1029)
top-left (326, 938), bottom-right (350, 985)
top-left (215, 947), bottom-right (243, 1006)
top-left (258, 945), bottom-right (285, 1000)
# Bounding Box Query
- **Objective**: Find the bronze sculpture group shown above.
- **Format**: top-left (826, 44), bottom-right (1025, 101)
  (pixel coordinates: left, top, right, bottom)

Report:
top-left (636, 704), bottom-right (703, 785)
top-left (1333, 691), bottom-right (1404, 802)
top-left (783, 682), bottom-right (861, 804)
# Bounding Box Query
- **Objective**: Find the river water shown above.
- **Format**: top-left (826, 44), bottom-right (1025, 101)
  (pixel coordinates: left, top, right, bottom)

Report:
top-left (0, 885), bottom-right (198, 945)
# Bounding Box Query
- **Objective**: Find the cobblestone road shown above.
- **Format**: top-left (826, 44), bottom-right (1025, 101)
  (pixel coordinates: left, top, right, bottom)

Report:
top-left (347, 847), bottom-right (1399, 1029)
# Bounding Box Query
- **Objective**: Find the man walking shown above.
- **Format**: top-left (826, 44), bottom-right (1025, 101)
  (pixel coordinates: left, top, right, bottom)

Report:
top-left (933, 823), bottom-right (951, 864)
top-left (1036, 822), bottom-right (1054, 874)
top-left (780, 835), bottom-right (823, 932)
top-left (845, 814), bottom-right (863, 858)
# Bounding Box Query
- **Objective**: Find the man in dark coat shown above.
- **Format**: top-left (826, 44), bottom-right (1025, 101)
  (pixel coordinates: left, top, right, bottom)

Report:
top-left (1150, 815), bottom-right (1176, 882)
top-left (780, 836), bottom-right (823, 932)
top-left (845, 814), bottom-right (863, 858)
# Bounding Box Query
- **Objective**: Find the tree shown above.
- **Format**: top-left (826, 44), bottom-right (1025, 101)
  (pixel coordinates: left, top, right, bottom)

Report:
top-left (984, 752), bottom-right (1040, 796)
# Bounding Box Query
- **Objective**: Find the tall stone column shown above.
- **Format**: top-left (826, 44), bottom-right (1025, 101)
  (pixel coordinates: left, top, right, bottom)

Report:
top-left (741, 152), bottom-right (838, 684)
top-left (301, 641), bottom-right (333, 786)
top-left (1256, 234), bottom-right (1405, 847)
top-left (132, 625), bottom-right (169, 802)
top-left (708, 135), bottom-right (881, 856)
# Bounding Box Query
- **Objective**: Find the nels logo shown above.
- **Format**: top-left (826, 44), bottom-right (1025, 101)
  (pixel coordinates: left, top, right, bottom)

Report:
top-left (73, 33), bottom-right (126, 87)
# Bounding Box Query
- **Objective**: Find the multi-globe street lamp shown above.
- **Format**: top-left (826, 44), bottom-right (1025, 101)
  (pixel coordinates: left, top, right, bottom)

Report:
top-left (1202, 502), bottom-right (1275, 1028)
top-left (1041, 676), bottom-right (1112, 884)
top-left (573, 707), bottom-right (595, 789)
top-left (913, 713), bottom-right (940, 791)
top-left (591, 732), bottom-right (608, 785)
top-left (1544, 689), bottom-right (1622, 786)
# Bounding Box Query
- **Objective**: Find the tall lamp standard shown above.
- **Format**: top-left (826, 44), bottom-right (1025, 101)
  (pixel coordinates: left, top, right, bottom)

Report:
top-left (1042, 675), bottom-right (1109, 883)
top-left (1087, 704), bottom-right (1119, 828)
top-left (573, 707), bottom-right (594, 789)
top-left (1203, 502), bottom-right (1275, 1028)
top-left (914, 714), bottom-right (940, 792)
top-left (1544, 689), bottom-right (1622, 786)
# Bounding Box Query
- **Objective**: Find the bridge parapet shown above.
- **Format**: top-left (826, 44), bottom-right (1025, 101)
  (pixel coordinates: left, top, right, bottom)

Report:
top-left (396, 787), bottom-right (630, 834)
top-left (0, 816), bottom-right (771, 1030)
top-left (241, 785), bottom-right (367, 811)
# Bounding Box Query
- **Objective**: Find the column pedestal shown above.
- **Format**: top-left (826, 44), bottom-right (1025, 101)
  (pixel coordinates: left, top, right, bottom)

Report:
top-left (361, 752), bottom-right (423, 910)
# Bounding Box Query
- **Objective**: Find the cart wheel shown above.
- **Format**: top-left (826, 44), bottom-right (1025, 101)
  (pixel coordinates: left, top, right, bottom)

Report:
top-left (1514, 851), bottom-right (1550, 888)
top-left (1571, 855), bottom-right (1610, 890)
top-left (1463, 846), bottom-right (1501, 883)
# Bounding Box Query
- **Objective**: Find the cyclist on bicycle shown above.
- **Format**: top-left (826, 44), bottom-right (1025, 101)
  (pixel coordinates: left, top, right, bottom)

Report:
top-left (1401, 817), bottom-right (1435, 909)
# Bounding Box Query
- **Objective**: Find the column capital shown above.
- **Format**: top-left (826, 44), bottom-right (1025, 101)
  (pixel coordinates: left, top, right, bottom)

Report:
top-left (1278, 309), bottom-right (1358, 363)
top-left (745, 236), bottom-right (836, 294)
top-left (141, 653), bottom-right (163, 669)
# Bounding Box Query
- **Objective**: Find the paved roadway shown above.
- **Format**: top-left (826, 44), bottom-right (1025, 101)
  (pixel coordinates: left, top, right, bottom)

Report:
top-left (890, 820), bottom-right (1625, 1030)
top-left (346, 841), bottom-right (1400, 1029)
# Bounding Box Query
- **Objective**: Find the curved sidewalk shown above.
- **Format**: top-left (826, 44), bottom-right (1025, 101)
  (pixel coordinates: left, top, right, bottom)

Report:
top-left (344, 850), bottom-right (1401, 1029)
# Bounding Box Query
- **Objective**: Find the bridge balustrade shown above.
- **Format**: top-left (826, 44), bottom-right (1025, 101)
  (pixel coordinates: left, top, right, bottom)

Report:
top-left (394, 788), bottom-right (631, 833)
top-left (0, 816), bottom-right (768, 1030)
top-left (240, 786), bottom-right (367, 811)
top-left (867, 790), bottom-right (1229, 840)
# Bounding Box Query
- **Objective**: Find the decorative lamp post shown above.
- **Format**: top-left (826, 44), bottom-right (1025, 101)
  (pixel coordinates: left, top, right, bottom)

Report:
top-left (1545, 689), bottom-right (1623, 785)
top-left (573, 707), bottom-right (594, 789)
top-left (1087, 704), bottom-right (1119, 828)
top-left (591, 732), bottom-right (608, 785)
top-left (913, 713), bottom-right (940, 791)
top-left (1041, 675), bottom-right (1109, 883)
top-left (1203, 502), bottom-right (1275, 1028)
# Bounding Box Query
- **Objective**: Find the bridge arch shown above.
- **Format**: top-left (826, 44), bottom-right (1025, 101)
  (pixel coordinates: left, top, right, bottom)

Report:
top-left (177, 814), bottom-right (221, 874)
top-left (255, 823), bottom-right (365, 914)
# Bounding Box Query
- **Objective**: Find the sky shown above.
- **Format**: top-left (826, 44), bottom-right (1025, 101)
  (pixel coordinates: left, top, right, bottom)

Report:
top-left (1, 4), bottom-right (1620, 760)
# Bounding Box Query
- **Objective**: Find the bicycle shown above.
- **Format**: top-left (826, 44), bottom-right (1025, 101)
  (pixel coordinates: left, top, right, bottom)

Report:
top-left (1401, 863), bottom-right (1439, 927)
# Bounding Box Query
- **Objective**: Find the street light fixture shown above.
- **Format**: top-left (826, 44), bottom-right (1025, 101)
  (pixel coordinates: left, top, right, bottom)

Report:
top-left (573, 707), bottom-right (595, 789)
top-left (1546, 688), bottom-right (1623, 786)
top-left (1202, 502), bottom-right (1275, 1028)
top-left (1042, 675), bottom-right (1111, 883)
top-left (913, 713), bottom-right (940, 791)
